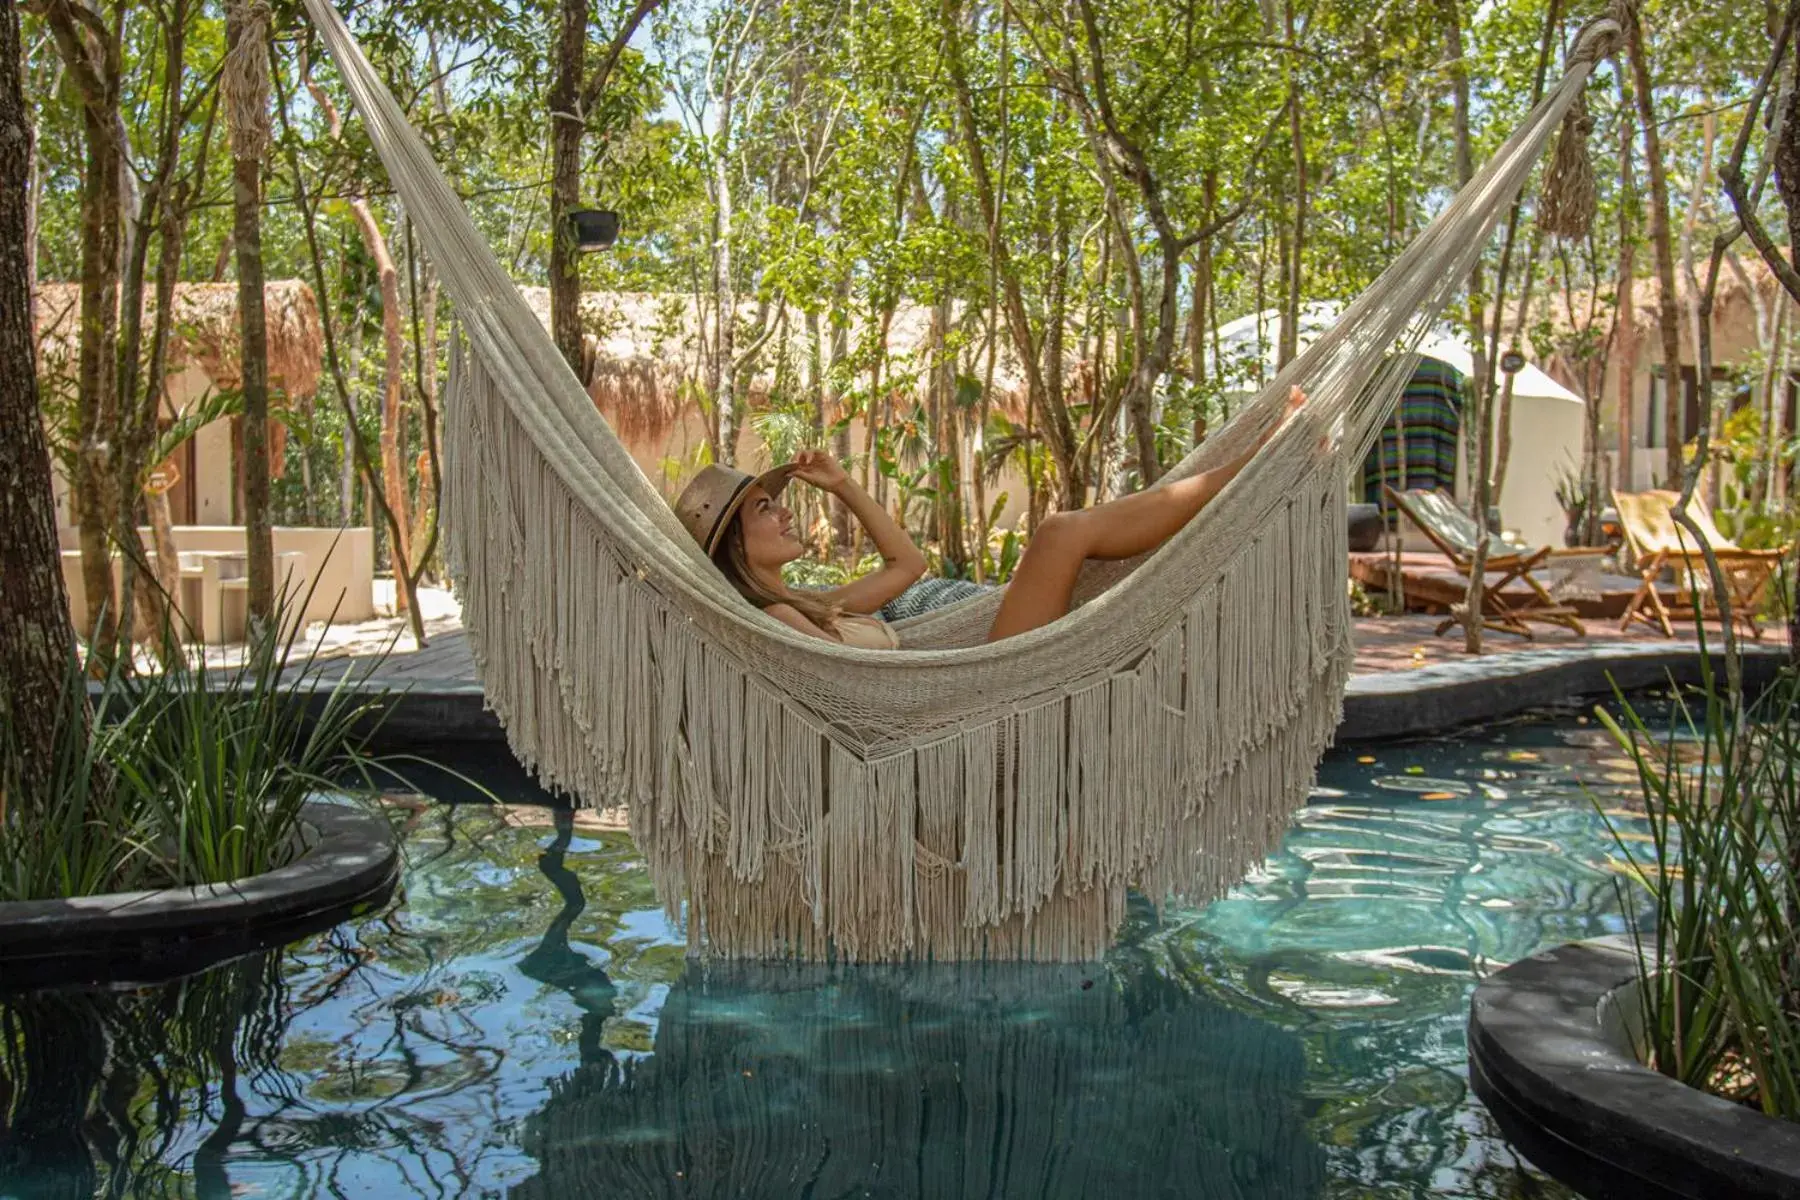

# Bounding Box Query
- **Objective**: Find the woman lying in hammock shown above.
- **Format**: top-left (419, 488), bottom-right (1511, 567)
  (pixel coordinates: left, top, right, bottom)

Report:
top-left (674, 386), bottom-right (1308, 647)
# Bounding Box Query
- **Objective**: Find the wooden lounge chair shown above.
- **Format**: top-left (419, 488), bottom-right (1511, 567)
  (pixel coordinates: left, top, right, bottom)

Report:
top-left (1383, 486), bottom-right (1587, 639)
top-left (1610, 489), bottom-right (1786, 640)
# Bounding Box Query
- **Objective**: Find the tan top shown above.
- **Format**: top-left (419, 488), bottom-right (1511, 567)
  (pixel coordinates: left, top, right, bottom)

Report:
top-left (835, 614), bottom-right (900, 650)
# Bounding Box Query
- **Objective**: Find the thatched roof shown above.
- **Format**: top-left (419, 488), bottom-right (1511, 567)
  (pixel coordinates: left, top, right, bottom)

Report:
top-left (1529, 254), bottom-right (1792, 355)
top-left (34, 281), bottom-right (323, 401)
top-left (518, 288), bottom-right (1033, 444)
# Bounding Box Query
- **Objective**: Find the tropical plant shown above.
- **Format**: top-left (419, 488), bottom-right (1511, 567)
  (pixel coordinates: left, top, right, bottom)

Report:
top-left (0, 592), bottom-right (390, 902)
top-left (1597, 662), bottom-right (1800, 1120)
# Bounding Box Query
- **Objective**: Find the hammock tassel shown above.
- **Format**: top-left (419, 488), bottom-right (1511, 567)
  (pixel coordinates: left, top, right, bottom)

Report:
top-left (1538, 89), bottom-right (1598, 239)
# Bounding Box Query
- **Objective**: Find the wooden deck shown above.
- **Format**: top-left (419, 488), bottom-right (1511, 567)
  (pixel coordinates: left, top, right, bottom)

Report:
top-left (1348, 550), bottom-right (1665, 621)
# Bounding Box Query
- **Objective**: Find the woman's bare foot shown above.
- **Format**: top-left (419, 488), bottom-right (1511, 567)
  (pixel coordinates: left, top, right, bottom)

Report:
top-left (1259, 386), bottom-right (1309, 447)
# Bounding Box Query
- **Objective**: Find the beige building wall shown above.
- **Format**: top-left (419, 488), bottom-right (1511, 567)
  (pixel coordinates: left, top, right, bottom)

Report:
top-left (1587, 287), bottom-right (1785, 495)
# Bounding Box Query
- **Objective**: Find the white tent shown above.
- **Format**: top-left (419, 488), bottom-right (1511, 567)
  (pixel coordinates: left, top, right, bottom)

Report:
top-left (1209, 303), bottom-right (1583, 547)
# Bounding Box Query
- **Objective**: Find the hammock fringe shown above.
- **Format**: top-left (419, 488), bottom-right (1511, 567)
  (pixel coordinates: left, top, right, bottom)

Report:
top-left (446, 338), bottom-right (1354, 960)
top-left (310, 0), bottom-right (1616, 959)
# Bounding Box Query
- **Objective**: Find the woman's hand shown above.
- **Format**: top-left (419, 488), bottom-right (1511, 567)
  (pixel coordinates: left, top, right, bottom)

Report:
top-left (788, 448), bottom-right (851, 493)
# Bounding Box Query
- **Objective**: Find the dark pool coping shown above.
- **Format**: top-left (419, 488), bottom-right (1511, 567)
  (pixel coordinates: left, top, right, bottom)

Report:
top-left (1341, 642), bottom-right (1789, 741)
top-left (0, 799), bottom-right (399, 991)
top-left (1469, 936), bottom-right (1800, 1200)
top-left (318, 641), bottom-right (1791, 749)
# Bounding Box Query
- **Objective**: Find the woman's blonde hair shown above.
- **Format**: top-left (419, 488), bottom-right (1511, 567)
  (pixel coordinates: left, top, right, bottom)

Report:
top-left (714, 516), bottom-right (842, 632)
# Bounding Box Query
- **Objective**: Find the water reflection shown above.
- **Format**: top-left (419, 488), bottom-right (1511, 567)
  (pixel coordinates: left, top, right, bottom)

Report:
top-left (0, 951), bottom-right (288, 1199)
top-left (504, 856), bottom-right (1324, 1198)
top-left (0, 709), bottom-right (1655, 1197)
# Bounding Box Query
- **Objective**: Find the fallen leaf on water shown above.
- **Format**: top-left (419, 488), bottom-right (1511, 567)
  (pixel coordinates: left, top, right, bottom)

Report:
top-left (1358, 756), bottom-right (1377, 764)
top-left (1421, 792), bottom-right (1457, 801)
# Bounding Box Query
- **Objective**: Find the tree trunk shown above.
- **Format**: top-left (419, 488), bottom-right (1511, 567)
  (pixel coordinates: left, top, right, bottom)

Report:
top-left (1616, 69), bottom-right (1638, 495)
top-left (73, 109), bottom-right (123, 650)
top-left (1625, 6), bottom-right (1687, 486)
top-left (828, 268), bottom-right (853, 552)
top-left (943, 0), bottom-right (1079, 506)
top-left (352, 202), bottom-right (413, 609)
top-left (299, 62), bottom-right (424, 635)
top-left (228, 0), bottom-right (275, 629)
top-left (548, 0), bottom-right (587, 378)
top-left (1444, 0), bottom-right (1489, 654)
top-left (1280, 0), bottom-right (1306, 370)
top-left (1491, 232), bottom-right (1543, 503)
top-left (0, 0), bottom-right (81, 818)
top-left (1679, 113), bottom-right (1719, 509)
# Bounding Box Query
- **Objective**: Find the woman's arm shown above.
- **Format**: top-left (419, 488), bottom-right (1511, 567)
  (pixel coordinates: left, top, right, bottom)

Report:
top-left (789, 450), bottom-right (927, 614)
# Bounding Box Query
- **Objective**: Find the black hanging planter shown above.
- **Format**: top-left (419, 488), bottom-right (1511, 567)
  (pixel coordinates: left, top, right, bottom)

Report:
top-left (569, 208), bottom-right (620, 252)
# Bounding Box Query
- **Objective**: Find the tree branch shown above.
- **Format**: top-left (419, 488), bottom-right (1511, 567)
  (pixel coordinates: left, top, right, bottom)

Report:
top-left (577, 0), bottom-right (663, 116)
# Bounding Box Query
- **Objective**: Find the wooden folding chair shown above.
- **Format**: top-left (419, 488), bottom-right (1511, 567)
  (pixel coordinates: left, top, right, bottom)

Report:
top-left (1384, 486), bottom-right (1588, 639)
top-left (1610, 489), bottom-right (1786, 640)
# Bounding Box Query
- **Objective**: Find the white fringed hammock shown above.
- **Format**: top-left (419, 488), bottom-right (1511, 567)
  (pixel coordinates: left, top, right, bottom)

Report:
top-left (302, 0), bottom-right (1620, 961)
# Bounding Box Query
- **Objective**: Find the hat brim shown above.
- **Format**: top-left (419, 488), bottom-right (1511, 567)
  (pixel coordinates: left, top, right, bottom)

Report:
top-left (704, 463), bottom-right (799, 556)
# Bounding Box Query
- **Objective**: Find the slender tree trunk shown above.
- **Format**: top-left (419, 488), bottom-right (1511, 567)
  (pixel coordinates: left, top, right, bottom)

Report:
top-left (711, 85), bottom-right (740, 465)
top-left (548, 0), bottom-right (586, 377)
top-left (407, 222), bottom-right (442, 575)
top-left (1491, 232), bottom-right (1543, 502)
top-left (354, 205), bottom-right (413, 609)
top-left (1280, 0), bottom-right (1305, 369)
top-left (1616, 69), bottom-right (1638, 494)
top-left (304, 71), bottom-right (413, 611)
top-left (1625, 5), bottom-right (1687, 486)
top-left (0, 0), bottom-right (81, 818)
top-left (228, 0), bottom-right (275, 628)
top-left (1680, 113), bottom-right (1719, 508)
top-left (943, 0), bottom-right (1079, 506)
top-left (293, 61), bottom-right (425, 637)
top-left (1444, 0), bottom-right (1490, 653)
top-left (72, 103), bottom-right (123, 649)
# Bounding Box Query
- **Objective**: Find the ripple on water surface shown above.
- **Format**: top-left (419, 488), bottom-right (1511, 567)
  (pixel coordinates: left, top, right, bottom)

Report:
top-left (0, 706), bottom-right (1664, 1198)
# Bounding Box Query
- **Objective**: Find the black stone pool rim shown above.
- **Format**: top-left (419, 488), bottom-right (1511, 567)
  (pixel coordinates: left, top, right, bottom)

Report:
top-left (1469, 937), bottom-right (1800, 1200)
top-left (0, 799), bottom-right (399, 991)
top-left (336, 640), bottom-right (1791, 749)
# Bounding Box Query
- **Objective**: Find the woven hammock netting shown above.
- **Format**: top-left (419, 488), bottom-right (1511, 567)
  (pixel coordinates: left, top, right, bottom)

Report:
top-left (302, 0), bottom-right (1620, 962)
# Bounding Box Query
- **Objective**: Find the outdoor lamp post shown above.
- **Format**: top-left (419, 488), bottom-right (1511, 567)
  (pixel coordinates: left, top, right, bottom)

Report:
top-left (569, 208), bottom-right (620, 252)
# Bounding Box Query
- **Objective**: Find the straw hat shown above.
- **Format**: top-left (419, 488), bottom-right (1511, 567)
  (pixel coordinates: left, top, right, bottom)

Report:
top-left (673, 463), bottom-right (799, 556)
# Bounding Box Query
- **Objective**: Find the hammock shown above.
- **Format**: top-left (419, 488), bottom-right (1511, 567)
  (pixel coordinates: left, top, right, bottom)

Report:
top-left (301, 0), bottom-right (1620, 962)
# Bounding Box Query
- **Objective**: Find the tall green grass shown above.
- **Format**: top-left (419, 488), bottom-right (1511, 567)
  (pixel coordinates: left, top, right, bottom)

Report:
top-left (0, 599), bottom-right (390, 902)
top-left (1598, 664), bottom-right (1800, 1119)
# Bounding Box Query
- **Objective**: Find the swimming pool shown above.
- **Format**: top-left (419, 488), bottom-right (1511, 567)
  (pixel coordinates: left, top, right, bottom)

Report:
top-left (0, 707), bottom-right (1651, 1198)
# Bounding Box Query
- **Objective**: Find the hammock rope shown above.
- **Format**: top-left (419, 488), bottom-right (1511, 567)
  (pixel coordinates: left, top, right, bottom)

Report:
top-left (300, 0), bottom-right (1621, 961)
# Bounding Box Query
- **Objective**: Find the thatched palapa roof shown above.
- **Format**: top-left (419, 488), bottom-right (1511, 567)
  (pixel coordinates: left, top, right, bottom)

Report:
top-left (518, 287), bottom-right (1034, 445)
top-left (34, 281), bottom-right (323, 402)
top-left (1530, 254), bottom-right (1792, 356)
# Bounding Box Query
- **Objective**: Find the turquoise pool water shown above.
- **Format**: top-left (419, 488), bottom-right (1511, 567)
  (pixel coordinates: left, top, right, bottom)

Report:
top-left (0, 708), bottom-right (1653, 1198)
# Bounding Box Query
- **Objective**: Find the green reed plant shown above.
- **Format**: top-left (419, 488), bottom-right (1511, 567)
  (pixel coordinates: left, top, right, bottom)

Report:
top-left (0, 591), bottom-right (391, 902)
top-left (1597, 664), bottom-right (1800, 1119)
top-left (0, 651), bottom-right (142, 900)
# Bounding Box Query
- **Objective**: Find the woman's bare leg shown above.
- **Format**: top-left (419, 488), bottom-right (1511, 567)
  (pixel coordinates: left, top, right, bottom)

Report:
top-left (985, 388), bottom-right (1305, 641)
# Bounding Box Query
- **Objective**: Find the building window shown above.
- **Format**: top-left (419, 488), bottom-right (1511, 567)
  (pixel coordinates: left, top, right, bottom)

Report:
top-left (1646, 366), bottom-right (1734, 449)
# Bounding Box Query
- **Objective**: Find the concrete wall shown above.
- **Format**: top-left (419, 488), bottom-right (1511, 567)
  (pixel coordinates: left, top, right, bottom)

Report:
top-left (167, 526), bottom-right (375, 623)
top-left (59, 526), bottom-right (374, 643)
